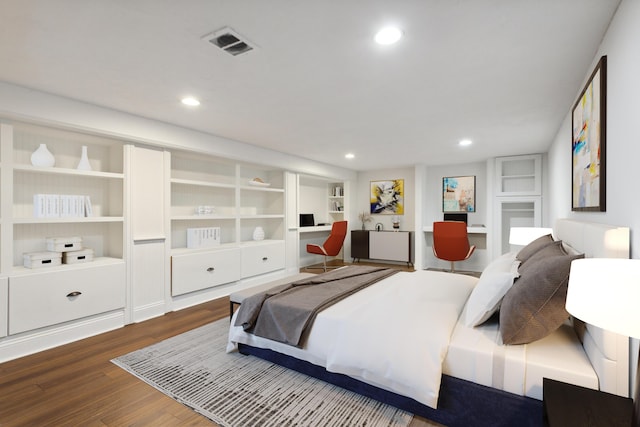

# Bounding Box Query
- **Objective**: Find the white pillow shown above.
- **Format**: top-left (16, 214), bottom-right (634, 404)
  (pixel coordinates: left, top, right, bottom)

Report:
top-left (463, 271), bottom-right (517, 327)
top-left (462, 252), bottom-right (520, 327)
top-left (482, 251), bottom-right (520, 275)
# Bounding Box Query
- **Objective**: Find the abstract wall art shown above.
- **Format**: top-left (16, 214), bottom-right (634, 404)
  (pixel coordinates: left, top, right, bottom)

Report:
top-left (442, 176), bottom-right (476, 213)
top-left (370, 179), bottom-right (404, 214)
top-left (572, 56), bottom-right (606, 212)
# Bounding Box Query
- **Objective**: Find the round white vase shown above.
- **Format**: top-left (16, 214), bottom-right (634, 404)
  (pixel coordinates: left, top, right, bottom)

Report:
top-left (252, 226), bottom-right (265, 241)
top-left (76, 145), bottom-right (92, 171)
top-left (30, 143), bottom-right (55, 167)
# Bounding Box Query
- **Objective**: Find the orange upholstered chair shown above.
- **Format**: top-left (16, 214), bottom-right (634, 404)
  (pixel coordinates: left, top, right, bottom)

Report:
top-left (432, 221), bottom-right (475, 272)
top-left (306, 221), bottom-right (348, 271)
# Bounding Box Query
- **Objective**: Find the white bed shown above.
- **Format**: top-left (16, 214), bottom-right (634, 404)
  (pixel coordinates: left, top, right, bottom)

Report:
top-left (227, 219), bottom-right (631, 415)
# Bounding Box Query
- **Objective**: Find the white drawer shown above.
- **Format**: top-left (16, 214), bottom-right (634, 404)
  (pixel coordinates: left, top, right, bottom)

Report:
top-left (9, 261), bottom-right (126, 335)
top-left (241, 241), bottom-right (285, 278)
top-left (171, 247), bottom-right (241, 296)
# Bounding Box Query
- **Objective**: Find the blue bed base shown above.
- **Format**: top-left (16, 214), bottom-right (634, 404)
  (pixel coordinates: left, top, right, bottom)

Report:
top-left (238, 343), bottom-right (543, 427)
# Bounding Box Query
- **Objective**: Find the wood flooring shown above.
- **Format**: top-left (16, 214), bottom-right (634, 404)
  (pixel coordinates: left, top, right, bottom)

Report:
top-left (0, 265), bottom-right (442, 427)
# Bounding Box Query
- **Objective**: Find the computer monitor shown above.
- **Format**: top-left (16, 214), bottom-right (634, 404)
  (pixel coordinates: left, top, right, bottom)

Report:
top-left (299, 213), bottom-right (315, 227)
top-left (444, 213), bottom-right (468, 224)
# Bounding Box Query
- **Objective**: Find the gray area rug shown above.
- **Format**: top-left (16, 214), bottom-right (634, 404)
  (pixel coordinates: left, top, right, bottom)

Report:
top-left (112, 319), bottom-right (412, 427)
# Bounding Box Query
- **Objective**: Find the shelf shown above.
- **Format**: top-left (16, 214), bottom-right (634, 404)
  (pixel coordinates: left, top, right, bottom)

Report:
top-left (13, 164), bottom-right (124, 179)
top-left (239, 185), bottom-right (284, 193)
top-left (239, 214), bottom-right (285, 219)
top-left (13, 216), bottom-right (124, 224)
top-left (171, 215), bottom-right (236, 221)
top-left (171, 178), bottom-right (235, 189)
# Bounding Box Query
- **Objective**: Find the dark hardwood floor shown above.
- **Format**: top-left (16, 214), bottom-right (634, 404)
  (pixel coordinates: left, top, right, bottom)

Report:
top-left (0, 263), bottom-right (440, 427)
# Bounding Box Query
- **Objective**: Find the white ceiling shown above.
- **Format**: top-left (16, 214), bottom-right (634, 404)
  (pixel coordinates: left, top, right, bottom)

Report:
top-left (0, 0), bottom-right (620, 171)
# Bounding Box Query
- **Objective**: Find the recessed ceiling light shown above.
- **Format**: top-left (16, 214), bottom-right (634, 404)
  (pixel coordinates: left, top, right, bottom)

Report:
top-left (181, 97), bottom-right (200, 106)
top-left (459, 139), bottom-right (473, 147)
top-left (345, 153), bottom-right (355, 159)
top-left (375, 27), bottom-right (402, 45)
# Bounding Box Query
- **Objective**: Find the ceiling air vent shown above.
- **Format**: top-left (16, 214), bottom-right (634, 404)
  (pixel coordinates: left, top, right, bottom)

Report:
top-left (202, 27), bottom-right (255, 56)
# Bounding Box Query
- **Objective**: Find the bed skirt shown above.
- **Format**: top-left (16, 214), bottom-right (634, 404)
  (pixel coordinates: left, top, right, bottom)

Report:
top-left (238, 343), bottom-right (543, 427)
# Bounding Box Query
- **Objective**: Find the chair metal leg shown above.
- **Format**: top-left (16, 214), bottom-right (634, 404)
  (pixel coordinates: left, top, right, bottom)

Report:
top-left (450, 261), bottom-right (455, 272)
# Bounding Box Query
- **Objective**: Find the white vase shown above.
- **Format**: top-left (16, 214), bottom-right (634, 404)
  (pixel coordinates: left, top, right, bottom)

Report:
top-left (76, 145), bottom-right (92, 171)
top-left (30, 143), bottom-right (55, 167)
top-left (252, 226), bottom-right (265, 241)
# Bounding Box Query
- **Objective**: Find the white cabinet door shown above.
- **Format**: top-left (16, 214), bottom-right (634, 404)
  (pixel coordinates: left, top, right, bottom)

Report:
top-left (370, 231), bottom-right (411, 263)
top-left (171, 248), bottom-right (241, 296)
top-left (241, 241), bottom-right (285, 278)
top-left (9, 261), bottom-right (126, 335)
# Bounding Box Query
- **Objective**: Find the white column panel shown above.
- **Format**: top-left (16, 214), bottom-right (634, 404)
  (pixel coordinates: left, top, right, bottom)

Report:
top-left (130, 146), bottom-right (165, 240)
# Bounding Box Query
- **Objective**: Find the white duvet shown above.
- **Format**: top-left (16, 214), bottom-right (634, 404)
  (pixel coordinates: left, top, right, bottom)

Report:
top-left (227, 270), bottom-right (477, 408)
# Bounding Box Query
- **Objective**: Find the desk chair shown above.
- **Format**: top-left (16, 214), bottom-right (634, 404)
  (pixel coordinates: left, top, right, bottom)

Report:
top-left (306, 221), bottom-right (348, 271)
top-left (432, 221), bottom-right (475, 272)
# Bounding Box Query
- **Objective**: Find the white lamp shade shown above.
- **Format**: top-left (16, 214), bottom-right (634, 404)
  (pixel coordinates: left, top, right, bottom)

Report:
top-left (566, 258), bottom-right (640, 339)
top-left (508, 227), bottom-right (553, 246)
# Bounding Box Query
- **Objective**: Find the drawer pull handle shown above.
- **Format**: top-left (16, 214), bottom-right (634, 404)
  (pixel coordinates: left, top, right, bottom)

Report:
top-left (262, 257), bottom-right (268, 261)
top-left (207, 267), bottom-right (215, 273)
top-left (67, 291), bottom-right (82, 298)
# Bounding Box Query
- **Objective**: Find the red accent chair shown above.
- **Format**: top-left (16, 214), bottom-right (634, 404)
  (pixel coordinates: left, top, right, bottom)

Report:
top-left (432, 221), bottom-right (476, 272)
top-left (306, 221), bottom-right (348, 271)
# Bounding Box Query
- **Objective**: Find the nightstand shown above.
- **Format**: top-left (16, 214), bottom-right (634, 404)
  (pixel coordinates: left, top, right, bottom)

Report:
top-left (543, 378), bottom-right (633, 427)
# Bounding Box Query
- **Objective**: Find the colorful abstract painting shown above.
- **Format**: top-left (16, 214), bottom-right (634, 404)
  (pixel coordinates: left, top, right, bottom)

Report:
top-left (442, 176), bottom-right (475, 213)
top-left (370, 179), bottom-right (404, 214)
top-left (572, 56), bottom-right (606, 212)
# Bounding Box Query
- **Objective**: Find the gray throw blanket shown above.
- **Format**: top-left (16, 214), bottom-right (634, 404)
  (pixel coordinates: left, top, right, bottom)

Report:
top-left (235, 266), bottom-right (398, 347)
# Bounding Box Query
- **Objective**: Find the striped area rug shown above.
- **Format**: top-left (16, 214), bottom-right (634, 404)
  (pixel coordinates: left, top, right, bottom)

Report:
top-left (112, 319), bottom-right (412, 427)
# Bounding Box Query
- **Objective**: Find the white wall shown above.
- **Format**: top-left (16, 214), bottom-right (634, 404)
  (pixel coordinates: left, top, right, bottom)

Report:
top-left (546, 0), bottom-right (640, 400)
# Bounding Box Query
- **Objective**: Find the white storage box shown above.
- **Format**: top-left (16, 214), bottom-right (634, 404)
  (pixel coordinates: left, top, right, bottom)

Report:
top-left (46, 236), bottom-right (82, 252)
top-left (23, 251), bottom-right (62, 269)
top-left (62, 248), bottom-right (94, 264)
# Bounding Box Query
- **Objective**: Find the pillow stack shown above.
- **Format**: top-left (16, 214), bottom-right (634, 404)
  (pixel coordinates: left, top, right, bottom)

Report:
top-left (500, 235), bottom-right (584, 345)
top-left (463, 233), bottom-right (584, 345)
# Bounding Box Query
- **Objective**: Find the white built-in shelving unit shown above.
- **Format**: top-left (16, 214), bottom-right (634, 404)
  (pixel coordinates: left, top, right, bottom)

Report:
top-left (494, 154), bottom-right (543, 254)
top-left (168, 150), bottom-right (286, 296)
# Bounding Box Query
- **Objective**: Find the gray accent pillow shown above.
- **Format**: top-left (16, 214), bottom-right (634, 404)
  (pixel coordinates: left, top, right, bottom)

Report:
top-left (515, 234), bottom-right (554, 265)
top-left (500, 251), bottom-right (584, 345)
top-left (517, 240), bottom-right (566, 275)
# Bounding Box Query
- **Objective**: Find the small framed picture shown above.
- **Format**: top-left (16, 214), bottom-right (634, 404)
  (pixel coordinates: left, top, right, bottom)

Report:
top-left (443, 176), bottom-right (475, 213)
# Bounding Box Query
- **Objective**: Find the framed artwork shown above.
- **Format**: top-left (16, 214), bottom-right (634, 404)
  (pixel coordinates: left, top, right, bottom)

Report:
top-left (443, 176), bottom-right (475, 213)
top-left (572, 55), bottom-right (606, 212)
top-left (370, 179), bottom-right (404, 214)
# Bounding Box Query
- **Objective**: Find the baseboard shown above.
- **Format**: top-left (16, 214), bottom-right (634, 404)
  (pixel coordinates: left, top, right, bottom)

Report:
top-left (0, 310), bottom-right (125, 363)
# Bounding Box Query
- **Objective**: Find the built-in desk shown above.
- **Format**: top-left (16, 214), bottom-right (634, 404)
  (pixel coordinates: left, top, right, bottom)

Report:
top-left (422, 225), bottom-right (487, 234)
top-left (299, 225), bottom-right (332, 233)
top-left (351, 230), bottom-right (413, 266)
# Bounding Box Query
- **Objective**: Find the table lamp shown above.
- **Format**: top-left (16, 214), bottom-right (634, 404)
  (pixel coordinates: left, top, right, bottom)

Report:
top-left (566, 258), bottom-right (640, 426)
top-left (508, 227), bottom-right (553, 246)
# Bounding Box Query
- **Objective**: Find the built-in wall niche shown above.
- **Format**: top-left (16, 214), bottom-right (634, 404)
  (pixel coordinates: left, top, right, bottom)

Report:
top-left (170, 218), bottom-right (236, 250)
top-left (239, 188), bottom-right (284, 216)
top-left (13, 222), bottom-right (123, 267)
top-left (299, 175), bottom-right (331, 225)
top-left (13, 170), bottom-right (122, 219)
top-left (13, 123), bottom-right (123, 173)
top-left (240, 217), bottom-right (284, 243)
top-left (239, 164), bottom-right (284, 189)
top-left (171, 152), bottom-right (235, 186)
top-left (496, 198), bottom-right (541, 255)
top-left (170, 182), bottom-right (236, 217)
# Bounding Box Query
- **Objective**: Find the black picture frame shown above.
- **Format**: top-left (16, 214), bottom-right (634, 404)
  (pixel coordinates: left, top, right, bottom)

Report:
top-left (572, 56), bottom-right (606, 212)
